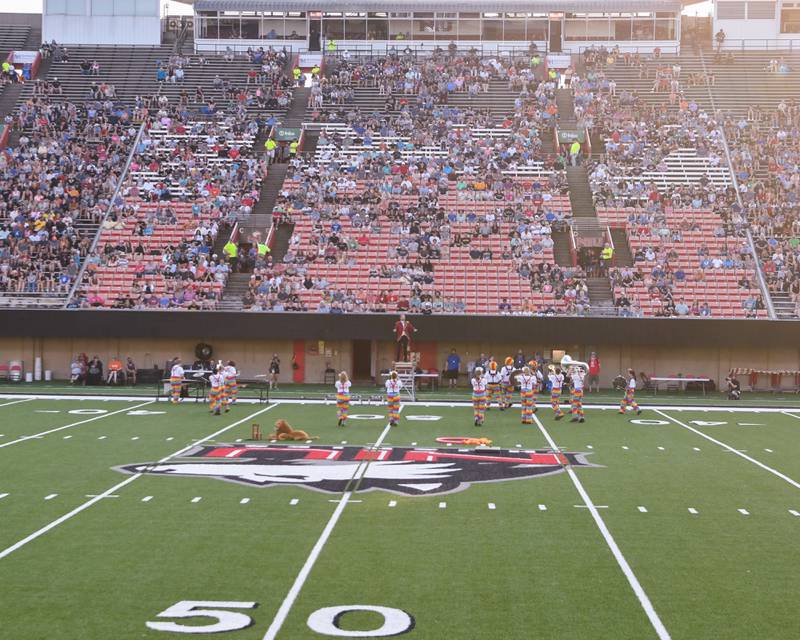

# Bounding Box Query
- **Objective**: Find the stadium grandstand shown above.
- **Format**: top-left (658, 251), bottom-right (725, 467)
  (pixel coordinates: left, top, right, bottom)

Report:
top-left (0, 1), bottom-right (798, 358)
top-left (6, 4), bottom-right (800, 640)
top-left (1, 0), bottom-right (799, 321)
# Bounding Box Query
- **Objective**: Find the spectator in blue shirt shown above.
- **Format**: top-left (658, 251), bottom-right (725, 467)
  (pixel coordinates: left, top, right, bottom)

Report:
top-left (444, 349), bottom-right (461, 388)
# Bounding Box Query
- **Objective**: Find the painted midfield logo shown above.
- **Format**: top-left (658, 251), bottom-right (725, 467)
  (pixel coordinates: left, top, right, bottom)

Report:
top-left (117, 445), bottom-right (596, 496)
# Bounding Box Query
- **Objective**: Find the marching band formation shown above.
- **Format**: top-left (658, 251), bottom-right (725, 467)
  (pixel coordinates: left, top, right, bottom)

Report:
top-left (166, 352), bottom-right (642, 426)
top-left (335, 354), bottom-right (642, 427)
top-left (169, 357), bottom-right (239, 416)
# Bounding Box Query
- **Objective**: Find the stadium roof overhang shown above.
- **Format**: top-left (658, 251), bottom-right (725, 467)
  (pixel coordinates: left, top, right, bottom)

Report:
top-left (190, 0), bottom-right (682, 12)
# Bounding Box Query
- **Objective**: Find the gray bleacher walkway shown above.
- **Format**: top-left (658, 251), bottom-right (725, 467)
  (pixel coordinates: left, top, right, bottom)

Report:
top-left (561, 82), bottom-right (616, 313)
top-left (609, 228), bottom-right (634, 267)
top-left (218, 82), bottom-right (309, 310)
top-left (551, 230), bottom-right (573, 268)
top-left (771, 291), bottom-right (796, 319)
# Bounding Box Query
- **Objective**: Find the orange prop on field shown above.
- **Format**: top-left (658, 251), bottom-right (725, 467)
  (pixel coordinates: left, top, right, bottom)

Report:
top-left (436, 436), bottom-right (493, 446)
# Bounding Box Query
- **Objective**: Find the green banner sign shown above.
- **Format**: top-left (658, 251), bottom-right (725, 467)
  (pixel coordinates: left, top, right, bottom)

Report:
top-left (557, 129), bottom-right (585, 144)
top-left (274, 127), bottom-right (302, 142)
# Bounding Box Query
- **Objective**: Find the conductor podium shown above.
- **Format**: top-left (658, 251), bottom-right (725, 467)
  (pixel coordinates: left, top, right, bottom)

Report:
top-left (387, 355), bottom-right (439, 401)
top-left (392, 361), bottom-right (417, 401)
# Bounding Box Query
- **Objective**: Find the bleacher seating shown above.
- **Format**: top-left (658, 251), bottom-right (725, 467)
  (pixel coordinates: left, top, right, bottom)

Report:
top-left (598, 207), bottom-right (765, 318)
top-left (80, 202), bottom-right (226, 309)
top-left (0, 25), bottom-right (31, 57)
top-left (19, 46), bottom-right (292, 118)
top-left (76, 114), bottom-right (267, 308)
top-left (279, 170), bottom-right (573, 314)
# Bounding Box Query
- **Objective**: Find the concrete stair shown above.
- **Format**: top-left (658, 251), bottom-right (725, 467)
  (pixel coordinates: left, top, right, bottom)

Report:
top-left (566, 166), bottom-right (597, 218)
top-left (218, 273), bottom-right (252, 311)
top-left (269, 222), bottom-right (295, 263)
top-left (609, 228), bottom-right (634, 268)
top-left (586, 277), bottom-right (616, 316)
top-left (555, 87), bottom-right (576, 125)
top-left (771, 292), bottom-right (796, 320)
top-left (551, 230), bottom-right (574, 267)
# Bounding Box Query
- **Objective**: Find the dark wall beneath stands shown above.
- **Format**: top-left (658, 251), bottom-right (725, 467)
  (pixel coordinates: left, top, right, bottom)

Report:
top-left (1, 310), bottom-right (799, 348)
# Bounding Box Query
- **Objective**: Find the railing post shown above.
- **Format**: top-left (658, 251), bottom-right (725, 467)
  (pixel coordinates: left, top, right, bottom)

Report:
top-left (63, 119), bottom-right (147, 309)
top-left (697, 48), bottom-right (776, 319)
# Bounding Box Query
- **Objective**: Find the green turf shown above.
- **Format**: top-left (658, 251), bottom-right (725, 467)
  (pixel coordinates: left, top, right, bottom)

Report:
top-left (1, 398), bottom-right (799, 639)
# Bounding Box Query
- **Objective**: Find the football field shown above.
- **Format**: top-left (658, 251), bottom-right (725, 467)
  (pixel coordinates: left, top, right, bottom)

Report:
top-left (1, 393), bottom-right (800, 639)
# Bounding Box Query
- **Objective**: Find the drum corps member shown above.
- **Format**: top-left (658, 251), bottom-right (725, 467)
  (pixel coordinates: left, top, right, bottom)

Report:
top-left (619, 368), bottom-right (642, 415)
top-left (548, 365), bottom-right (565, 420)
top-left (336, 371), bottom-right (352, 426)
top-left (471, 367), bottom-right (488, 426)
top-left (385, 370), bottom-right (403, 426)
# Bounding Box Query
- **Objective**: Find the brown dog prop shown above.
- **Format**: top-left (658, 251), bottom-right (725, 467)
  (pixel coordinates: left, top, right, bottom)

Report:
top-left (268, 419), bottom-right (319, 441)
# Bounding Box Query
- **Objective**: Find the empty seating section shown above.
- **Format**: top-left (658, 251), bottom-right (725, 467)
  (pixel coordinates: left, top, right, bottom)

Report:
top-left (598, 208), bottom-right (765, 318)
top-left (0, 25), bottom-right (31, 57)
top-left (706, 51), bottom-right (800, 117)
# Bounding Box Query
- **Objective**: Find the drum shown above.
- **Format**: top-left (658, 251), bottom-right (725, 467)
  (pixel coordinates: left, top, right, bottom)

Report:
top-left (9, 360), bottom-right (23, 382)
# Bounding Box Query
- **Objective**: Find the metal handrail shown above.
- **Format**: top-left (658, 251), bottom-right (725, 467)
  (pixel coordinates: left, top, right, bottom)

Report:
top-left (718, 38), bottom-right (800, 52)
top-left (576, 43), bottom-right (680, 55)
top-left (698, 48), bottom-right (776, 320)
top-left (63, 119), bottom-right (146, 309)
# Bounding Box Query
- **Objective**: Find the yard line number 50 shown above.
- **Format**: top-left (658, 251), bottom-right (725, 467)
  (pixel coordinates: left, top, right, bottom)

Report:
top-left (147, 600), bottom-right (415, 636)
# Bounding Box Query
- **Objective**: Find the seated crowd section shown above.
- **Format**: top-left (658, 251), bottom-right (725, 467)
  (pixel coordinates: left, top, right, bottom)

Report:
top-left (724, 105), bottom-right (800, 318)
top-left (244, 49), bottom-right (583, 315)
top-left (65, 47), bottom-right (288, 309)
top-left (575, 46), bottom-right (766, 318)
top-left (0, 41), bottom-right (793, 318)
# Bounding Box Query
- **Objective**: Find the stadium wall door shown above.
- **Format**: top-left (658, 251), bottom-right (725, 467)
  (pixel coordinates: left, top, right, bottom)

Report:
top-left (549, 14), bottom-right (563, 53)
top-left (352, 340), bottom-right (372, 381)
top-left (309, 17), bottom-right (321, 51)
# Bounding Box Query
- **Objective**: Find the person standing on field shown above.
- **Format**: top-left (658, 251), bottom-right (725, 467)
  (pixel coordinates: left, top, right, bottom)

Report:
top-left (444, 348), bottom-right (461, 388)
top-left (269, 354), bottom-right (280, 389)
top-left (587, 352), bottom-right (601, 393)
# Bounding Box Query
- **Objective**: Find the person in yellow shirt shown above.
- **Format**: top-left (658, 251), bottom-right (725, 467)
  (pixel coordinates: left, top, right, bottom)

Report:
top-left (600, 244), bottom-right (614, 274)
top-left (223, 240), bottom-right (238, 272)
top-left (264, 137), bottom-right (277, 164)
top-left (569, 140), bottom-right (582, 166)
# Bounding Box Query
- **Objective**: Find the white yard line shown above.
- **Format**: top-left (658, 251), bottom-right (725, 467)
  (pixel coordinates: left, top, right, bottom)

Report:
top-left (532, 414), bottom-right (671, 640)
top-left (655, 410), bottom-right (800, 491)
top-left (5, 393), bottom-right (800, 413)
top-left (262, 410), bottom-right (400, 640)
top-left (0, 400), bottom-right (156, 449)
top-left (0, 398), bottom-right (34, 410)
top-left (0, 403), bottom-right (279, 562)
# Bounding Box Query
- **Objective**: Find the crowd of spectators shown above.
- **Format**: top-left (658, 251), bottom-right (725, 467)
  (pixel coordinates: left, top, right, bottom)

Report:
top-left (73, 97), bottom-right (267, 308)
top-left (725, 105), bottom-right (800, 316)
top-left (575, 47), bottom-right (762, 318)
top-left (0, 98), bottom-right (136, 299)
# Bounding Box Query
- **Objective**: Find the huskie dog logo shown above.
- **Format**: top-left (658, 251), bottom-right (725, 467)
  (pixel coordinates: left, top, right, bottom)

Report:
top-left (117, 445), bottom-right (596, 496)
